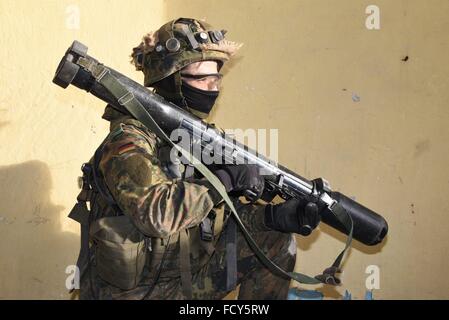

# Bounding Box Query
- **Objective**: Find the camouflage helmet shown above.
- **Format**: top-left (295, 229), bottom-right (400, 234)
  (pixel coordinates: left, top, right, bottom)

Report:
top-left (131, 17), bottom-right (242, 87)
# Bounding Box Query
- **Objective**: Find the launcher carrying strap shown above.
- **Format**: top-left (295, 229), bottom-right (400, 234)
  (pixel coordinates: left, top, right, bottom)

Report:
top-left (76, 56), bottom-right (354, 286)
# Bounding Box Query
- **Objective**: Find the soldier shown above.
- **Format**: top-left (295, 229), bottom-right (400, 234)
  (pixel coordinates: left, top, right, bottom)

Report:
top-left (77, 17), bottom-right (323, 300)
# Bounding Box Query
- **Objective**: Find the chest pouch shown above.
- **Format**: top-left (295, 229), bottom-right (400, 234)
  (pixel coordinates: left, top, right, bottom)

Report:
top-left (89, 214), bottom-right (148, 290)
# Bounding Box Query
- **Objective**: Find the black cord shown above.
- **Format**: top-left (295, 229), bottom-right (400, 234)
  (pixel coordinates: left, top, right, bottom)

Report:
top-left (142, 235), bottom-right (172, 300)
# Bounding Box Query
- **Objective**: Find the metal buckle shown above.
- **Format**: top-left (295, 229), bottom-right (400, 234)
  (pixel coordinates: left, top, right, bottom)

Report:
top-left (118, 91), bottom-right (134, 106)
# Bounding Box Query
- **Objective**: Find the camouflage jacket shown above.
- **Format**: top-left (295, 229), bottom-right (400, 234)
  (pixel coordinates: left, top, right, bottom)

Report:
top-left (88, 104), bottom-right (228, 278)
top-left (81, 104), bottom-right (270, 299)
top-left (97, 104), bottom-right (223, 238)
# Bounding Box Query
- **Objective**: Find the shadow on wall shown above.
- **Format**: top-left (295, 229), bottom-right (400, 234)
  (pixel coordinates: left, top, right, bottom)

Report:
top-left (0, 161), bottom-right (79, 299)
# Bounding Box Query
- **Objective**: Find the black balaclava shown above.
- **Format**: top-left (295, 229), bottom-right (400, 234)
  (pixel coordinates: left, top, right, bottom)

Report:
top-left (180, 81), bottom-right (219, 115)
top-left (152, 66), bottom-right (221, 119)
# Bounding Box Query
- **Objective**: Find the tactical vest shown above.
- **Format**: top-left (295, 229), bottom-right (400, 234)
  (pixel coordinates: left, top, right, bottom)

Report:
top-left (69, 124), bottom-right (229, 298)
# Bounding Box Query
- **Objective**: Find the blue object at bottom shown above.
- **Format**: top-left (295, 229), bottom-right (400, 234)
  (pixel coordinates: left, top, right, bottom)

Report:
top-left (287, 288), bottom-right (324, 300)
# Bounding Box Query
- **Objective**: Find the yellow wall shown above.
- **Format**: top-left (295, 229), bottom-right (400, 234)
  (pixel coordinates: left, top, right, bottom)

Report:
top-left (165, 0), bottom-right (449, 299)
top-left (1, 0), bottom-right (448, 299)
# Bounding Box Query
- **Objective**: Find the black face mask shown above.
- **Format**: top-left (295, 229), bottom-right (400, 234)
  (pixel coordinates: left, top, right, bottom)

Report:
top-left (181, 81), bottom-right (219, 116)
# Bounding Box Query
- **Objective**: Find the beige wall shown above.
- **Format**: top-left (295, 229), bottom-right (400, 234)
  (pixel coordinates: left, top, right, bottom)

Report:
top-left (0, 0), bottom-right (165, 299)
top-left (1, 0), bottom-right (448, 299)
top-left (165, 0), bottom-right (449, 299)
